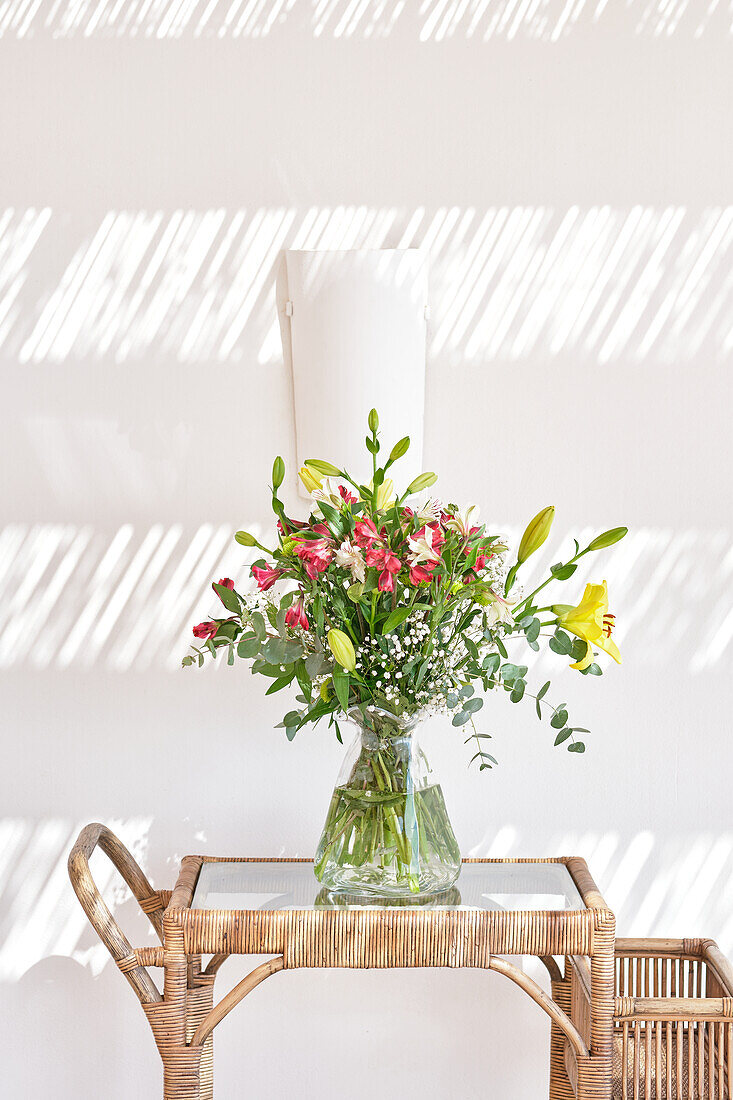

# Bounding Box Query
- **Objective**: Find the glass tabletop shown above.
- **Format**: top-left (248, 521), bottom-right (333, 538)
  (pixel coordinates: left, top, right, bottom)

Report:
top-left (191, 861), bottom-right (585, 912)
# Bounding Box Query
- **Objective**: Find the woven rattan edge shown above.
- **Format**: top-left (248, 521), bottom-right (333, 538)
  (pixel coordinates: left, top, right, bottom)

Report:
top-left (166, 855), bottom-right (204, 916)
top-left (176, 904), bottom-right (600, 963)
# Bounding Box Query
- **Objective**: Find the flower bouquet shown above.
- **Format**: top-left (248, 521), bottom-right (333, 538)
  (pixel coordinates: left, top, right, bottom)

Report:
top-left (185, 409), bottom-right (625, 897)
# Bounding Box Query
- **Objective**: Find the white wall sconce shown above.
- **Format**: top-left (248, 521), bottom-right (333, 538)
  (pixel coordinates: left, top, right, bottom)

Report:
top-left (282, 249), bottom-right (428, 495)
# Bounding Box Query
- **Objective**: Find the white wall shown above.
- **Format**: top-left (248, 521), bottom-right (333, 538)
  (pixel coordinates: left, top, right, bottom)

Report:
top-left (1, 5), bottom-right (733, 1097)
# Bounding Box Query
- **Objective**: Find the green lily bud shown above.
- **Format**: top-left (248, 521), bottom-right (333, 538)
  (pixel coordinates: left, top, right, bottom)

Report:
top-left (406, 471), bottom-right (437, 494)
top-left (327, 628), bottom-right (356, 673)
top-left (368, 408), bottom-right (379, 432)
top-left (235, 530), bottom-right (256, 546)
top-left (305, 459), bottom-right (341, 477)
top-left (271, 456), bottom-right (285, 489)
top-left (389, 436), bottom-right (410, 462)
top-left (587, 527), bottom-right (628, 551)
top-left (517, 506), bottom-right (555, 564)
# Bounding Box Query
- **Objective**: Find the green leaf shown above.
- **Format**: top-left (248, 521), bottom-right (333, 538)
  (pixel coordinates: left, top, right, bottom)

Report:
top-left (537, 680), bottom-right (551, 700)
top-left (568, 741), bottom-right (586, 753)
top-left (285, 725), bottom-right (298, 741)
top-left (294, 659), bottom-right (312, 702)
top-left (550, 709), bottom-right (569, 729)
top-left (265, 672), bottom-right (295, 694)
top-left (332, 668), bottom-right (350, 712)
top-left (554, 728), bottom-right (572, 745)
top-left (464, 697), bottom-right (484, 714)
top-left (482, 653), bottom-right (500, 674)
top-left (510, 679), bottom-right (525, 703)
top-left (382, 607), bottom-right (414, 634)
top-left (182, 655), bottom-right (193, 666)
top-left (305, 651), bottom-right (328, 678)
top-left (500, 662), bottom-right (520, 682)
top-left (213, 582), bottom-right (241, 613)
top-left (251, 612), bottom-right (266, 641)
top-left (347, 582), bottom-right (364, 602)
top-left (549, 630), bottom-right (573, 656)
top-left (197, 652), bottom-right (204, 668)
top-left (459, 683), bottom-right (475, 698)
top-left (214, 621), bottom-right (239, 641)
top-left (452, 711), bottom-right (471, 726)
top-left (283, 710), bottom-right (301, 726)
top-left (227, 644), bottom-right (235, 666)
top-left (550, 562), bottom-right (578, 581)
top-left (525, 617), bottom-right (541, 643)
top-left (237, 635), bottom-right (259, 659)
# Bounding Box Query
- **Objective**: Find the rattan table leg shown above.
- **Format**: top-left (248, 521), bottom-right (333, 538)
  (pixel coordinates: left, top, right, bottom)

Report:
top-left (549, 968), bottom-right (576, 1100)
top-left (581, 914), bottom-right (616, 1100)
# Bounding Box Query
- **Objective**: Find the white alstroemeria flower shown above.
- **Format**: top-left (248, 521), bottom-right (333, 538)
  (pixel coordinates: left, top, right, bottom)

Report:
top-left (407, 526), bottom-right (441, 566)
top-left (444, 503), bottom-right (480, 539)
top-left (484, 591), bottom-right (514, 627)
top-left (311, 478), bottom-right (343, 508)
top-left (334, 539), bottom-right (366, 583)
top-left (415, 497), bottom-right (443, 524)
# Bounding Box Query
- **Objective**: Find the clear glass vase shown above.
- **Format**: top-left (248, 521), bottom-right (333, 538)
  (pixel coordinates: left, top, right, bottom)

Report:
top-left (314, 707), bottom-right (461, 898)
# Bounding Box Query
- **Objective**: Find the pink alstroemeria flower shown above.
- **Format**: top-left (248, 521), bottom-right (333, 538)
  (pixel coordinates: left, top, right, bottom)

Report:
top-left (251, 564), bottom-right (284, 591)
top-left (353, 517), bottom-right (381, 548)
top-left (338, 485), bottom-right (357, 505)
top-left (294, 537), bottom-right (333, 579)
top-left (408, 562), bottom-right (436, 585)
top-left (285, 596), bottom-right (309, 631)
top-left (212, 577), bottom-right (234, 602)
top-left (192, 620), bottom-right (218, 640)
top-left (365, 545), bottom-right (401, 592)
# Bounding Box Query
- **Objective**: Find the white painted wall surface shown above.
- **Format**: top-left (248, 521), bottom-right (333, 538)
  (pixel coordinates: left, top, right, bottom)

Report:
top-left (1, 6), bottom-right (732, 1097)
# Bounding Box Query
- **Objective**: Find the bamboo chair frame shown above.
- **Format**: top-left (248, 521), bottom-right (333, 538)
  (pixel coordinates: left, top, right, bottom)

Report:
top-left (69, 823), bottom-right (622, 1099)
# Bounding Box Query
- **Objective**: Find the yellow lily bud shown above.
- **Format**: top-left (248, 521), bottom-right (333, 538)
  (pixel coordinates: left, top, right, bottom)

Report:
top-left (271, 456), bottom-right (285, 489)
top-left (518, 506), bottom-right (555, 564)
top-left (368, 408), bottom-right (379, 432)
top-left (327, 628), bottom-right (356, 673)
top-left (588, 527), bottom-right (628, 551)
top-left (406, 471), bottom-right (437, 495)
top-left (298, 464), bottom-right (323, 494)
top-left (305, 459), bottom-right (341, 477)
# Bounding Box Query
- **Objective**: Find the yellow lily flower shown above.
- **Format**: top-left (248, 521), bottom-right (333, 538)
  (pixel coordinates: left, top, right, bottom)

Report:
top-left (366, 477), bottom-right (395, 511)
top-left (554, 580), bottom-right (621, 670)
top-left (298, 464), bottom-right (323, 494)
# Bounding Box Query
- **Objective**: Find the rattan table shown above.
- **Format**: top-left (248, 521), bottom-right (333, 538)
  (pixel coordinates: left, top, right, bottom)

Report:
top-left (69, 824), bottom-right (616, 1099)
